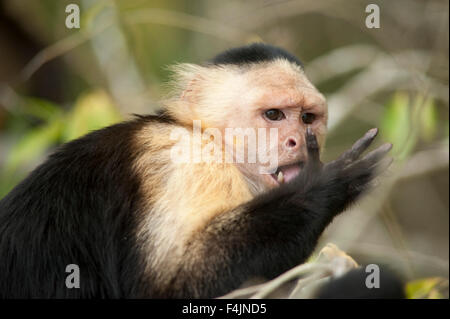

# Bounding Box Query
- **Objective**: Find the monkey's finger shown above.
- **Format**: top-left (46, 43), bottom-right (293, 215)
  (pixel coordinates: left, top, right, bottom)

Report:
top-left (344, 156), bottom-right (393, 197)
top-left (344, 143), bottom-right (392, 176)
top-left (339, 128), bottom-right (379, 163)
top-left (374, 156), bottom-right (394, 174)
top-left (306, 126), bottom-right (321, 165)
top-left (359, 143), bottom-right (393, 168)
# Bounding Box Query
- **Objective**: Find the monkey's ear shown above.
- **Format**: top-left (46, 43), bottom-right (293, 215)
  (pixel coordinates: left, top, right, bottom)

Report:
top-left (180, 77), bottom-right (203, 103)
top-left (167, 63), bottom-right (207, 103)
top-left (164, 63), bottom-right (209, 124)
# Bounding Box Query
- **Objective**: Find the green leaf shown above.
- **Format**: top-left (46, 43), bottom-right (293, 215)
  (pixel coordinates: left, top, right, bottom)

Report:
top-left (419, 97), bottom-right (437, 142)
top-left (381, 92), bottom-right (416, 161)
top-left (406, 277), bottom-right (445, 299)
top-left (62, 90), bottom-right (122, 142)
top-left (22, 97), bottom-right (62, 121)
top-left (2, 116), bottom-right (63, 174)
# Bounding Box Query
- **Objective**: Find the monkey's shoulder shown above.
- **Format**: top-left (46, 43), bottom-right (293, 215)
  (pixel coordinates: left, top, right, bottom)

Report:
top-left (0, 113), bottom-right (175, 215)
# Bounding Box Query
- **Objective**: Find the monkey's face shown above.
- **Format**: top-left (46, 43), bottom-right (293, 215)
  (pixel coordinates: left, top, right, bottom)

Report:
top-left (222, 60), bottom-right (328, 191)
top-left (166, 59), bottom-right (328, 192)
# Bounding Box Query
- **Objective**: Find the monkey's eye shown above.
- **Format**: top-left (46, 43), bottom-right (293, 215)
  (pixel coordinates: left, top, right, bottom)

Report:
top-left (264, 109), bottom-right (285, 121)
top-left (301, 112), bottom-right (316, 124)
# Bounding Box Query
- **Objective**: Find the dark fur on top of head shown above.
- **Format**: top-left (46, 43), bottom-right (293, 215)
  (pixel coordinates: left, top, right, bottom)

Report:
top-left (211, 43), bottom-right (303, 68)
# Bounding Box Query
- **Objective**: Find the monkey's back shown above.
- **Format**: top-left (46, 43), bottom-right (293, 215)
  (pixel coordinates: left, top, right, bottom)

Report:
top-left (0, 116), bottom-right (162, 298)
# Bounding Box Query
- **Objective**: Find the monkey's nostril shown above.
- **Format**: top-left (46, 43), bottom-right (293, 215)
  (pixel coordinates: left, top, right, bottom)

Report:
top-left (286, 138), bottom-right (297, 148)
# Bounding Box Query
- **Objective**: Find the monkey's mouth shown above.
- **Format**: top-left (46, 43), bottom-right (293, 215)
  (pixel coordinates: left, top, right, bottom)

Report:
top-left (271, 162), bottom-right (304, 184)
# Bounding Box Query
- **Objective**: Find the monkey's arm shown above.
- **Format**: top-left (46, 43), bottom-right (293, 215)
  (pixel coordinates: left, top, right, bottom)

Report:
top-left (165, 128), bottom-right (392, 298)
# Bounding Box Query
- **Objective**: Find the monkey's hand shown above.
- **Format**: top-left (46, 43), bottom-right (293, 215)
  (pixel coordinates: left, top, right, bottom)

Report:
top-left (298, 127), bottom-right (392, 216)
top-left (178, 129), bottom-right (392, 293)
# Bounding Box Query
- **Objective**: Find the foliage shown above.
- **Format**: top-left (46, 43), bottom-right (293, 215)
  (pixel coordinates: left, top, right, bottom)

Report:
top-left (406, 277), bottom-right (448, 299)
top-left (0, 90), bottom-right (122, 197)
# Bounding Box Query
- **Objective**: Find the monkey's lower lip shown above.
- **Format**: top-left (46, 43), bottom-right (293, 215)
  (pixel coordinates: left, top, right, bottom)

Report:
top-left (271, 162), bottom-right (304, 184)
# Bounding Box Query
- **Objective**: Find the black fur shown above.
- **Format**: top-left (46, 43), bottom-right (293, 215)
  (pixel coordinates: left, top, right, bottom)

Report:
top-left (0, 116), bottom-right (161, 298)
top-left (315, 266), bottom-right (405, 299)
top-left (211, 43), bottom-right (303, 68)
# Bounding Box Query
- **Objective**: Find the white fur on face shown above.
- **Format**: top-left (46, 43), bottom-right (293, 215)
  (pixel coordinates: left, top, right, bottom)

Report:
top-left (164, 59), bottom-right (328, 190)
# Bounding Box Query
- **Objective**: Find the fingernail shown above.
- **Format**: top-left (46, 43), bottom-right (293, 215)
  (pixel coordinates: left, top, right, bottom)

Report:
top-left (382, 143), bottom-right (393, 152)
top-left (368, 128), bottom-right (378, 137)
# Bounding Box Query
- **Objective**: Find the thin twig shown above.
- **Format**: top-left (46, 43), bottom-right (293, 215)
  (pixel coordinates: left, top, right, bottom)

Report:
top-left (17, 8), bottom-right (257, 84)
top-left (123, 8), bottom-right (257, 42)
top-left (250, 263), bottom-right (332, 299)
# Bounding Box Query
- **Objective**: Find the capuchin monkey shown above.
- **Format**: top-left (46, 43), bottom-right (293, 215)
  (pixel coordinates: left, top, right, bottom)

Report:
top-left (0, 43), bottom-right (394, 298)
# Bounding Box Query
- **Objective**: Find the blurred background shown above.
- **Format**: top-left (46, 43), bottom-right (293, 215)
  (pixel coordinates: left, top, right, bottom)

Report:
top-left (0, 0), bottom-right (448, 298)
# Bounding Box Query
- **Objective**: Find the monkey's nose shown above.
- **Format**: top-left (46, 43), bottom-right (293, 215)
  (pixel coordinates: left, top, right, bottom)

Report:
top-left (284, 137), bottom-right (298, 149)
